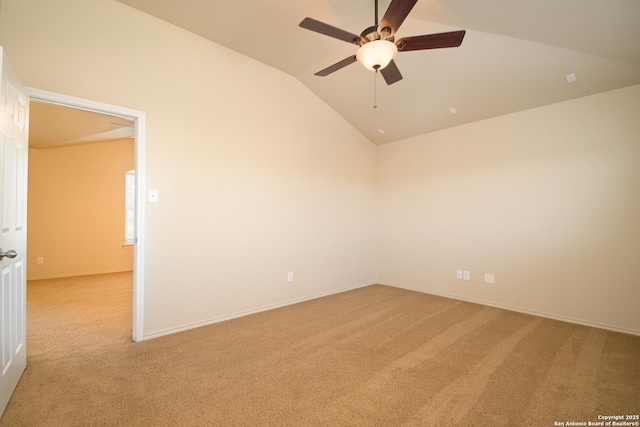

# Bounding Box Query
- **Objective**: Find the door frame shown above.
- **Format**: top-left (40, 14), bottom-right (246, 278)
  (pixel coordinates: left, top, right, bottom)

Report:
top-left (26, 87), bottom-right (146, 342)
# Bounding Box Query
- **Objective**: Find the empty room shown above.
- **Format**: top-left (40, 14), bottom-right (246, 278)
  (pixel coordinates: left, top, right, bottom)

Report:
top-left (0, 0), bottom-right (638, 425)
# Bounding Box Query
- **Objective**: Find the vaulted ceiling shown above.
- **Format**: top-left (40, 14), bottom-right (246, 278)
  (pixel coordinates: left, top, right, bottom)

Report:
top-left (44, 0), bottom-right (640, 146)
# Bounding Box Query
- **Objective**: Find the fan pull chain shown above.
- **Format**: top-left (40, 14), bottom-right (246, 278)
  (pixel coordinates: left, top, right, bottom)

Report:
top-left (373, 69), bottom-right (378, 109)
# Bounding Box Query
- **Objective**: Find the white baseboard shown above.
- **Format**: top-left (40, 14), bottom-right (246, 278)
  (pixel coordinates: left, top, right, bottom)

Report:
top-left (380, 281), bottom-right (640, 337)
top-left (144, 281), bottom-right (376, 340)
top-left (27, 269), bottom-right (134, 281)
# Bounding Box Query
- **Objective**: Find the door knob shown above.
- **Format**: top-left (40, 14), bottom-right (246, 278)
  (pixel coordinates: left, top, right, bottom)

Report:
top-left (0, 249), bottom-right (17, 261)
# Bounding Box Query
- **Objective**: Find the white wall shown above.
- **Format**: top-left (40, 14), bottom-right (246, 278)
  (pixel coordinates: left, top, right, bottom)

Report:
top-left (377, 85), bottom-right (640, 334)
top-left (0, 0), bottom-right (377, 337)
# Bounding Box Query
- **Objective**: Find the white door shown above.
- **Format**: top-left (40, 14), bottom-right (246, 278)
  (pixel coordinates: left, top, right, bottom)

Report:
top-left (0, 47), bottom-right (29, 417)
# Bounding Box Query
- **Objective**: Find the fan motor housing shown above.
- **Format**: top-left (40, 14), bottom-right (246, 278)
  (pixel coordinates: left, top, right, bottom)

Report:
top-left (359, 25), bottom-right (394, 45)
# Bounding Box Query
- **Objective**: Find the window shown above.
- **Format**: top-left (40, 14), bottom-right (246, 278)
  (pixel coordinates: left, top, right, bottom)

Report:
top-left (125, 169), bottom-right (135, 245)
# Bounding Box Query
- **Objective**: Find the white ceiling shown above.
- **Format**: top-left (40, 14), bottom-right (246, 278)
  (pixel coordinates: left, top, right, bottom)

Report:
top-left (66, 1), bottom-right (640, 145)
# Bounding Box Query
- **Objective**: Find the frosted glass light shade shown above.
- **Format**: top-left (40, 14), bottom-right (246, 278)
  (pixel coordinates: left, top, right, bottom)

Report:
top-left (356, 40), bottom-right (398, 71)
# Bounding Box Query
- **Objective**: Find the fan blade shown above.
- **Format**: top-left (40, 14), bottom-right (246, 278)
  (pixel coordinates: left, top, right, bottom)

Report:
top-left (378, 0), bottom-right (418, 36)
top-left (397, 30), bottom-right (466, 51)
top-left (315, 55), bottom-right (358, 76)
top-left (300, 18), bottom-right (362, 44)
top-left (380, 60), bottom-right (403, 85)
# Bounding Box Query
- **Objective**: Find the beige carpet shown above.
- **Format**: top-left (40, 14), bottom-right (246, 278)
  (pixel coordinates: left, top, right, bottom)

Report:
top-left (1, 272), bottom-right (639, 426)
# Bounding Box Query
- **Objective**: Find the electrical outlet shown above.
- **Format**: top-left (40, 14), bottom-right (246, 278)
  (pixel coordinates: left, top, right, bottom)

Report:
top-left (456, 269), bottom-right (463, 279)
top-left (37, 257), bottom-right (44, 265)
top-left (287, 272), bottom-right (294, 283)
top-left (463, 270), bottom-right (470, 281)
top-left (484, 274), bottom-right (495, 284)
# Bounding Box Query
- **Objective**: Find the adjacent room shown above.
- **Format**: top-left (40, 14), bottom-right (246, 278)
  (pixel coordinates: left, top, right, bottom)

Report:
top-left (0, 0), bottom-right (638, 425)
top-left (27, 102), bottom-right (135, 281)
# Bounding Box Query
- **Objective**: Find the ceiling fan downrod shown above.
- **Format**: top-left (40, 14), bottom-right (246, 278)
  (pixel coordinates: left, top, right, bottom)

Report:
top-left (375, 0), bottom-right (379, 26)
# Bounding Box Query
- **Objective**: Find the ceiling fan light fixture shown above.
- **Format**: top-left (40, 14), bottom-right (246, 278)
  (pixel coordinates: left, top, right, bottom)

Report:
top-left (356, 40), bottom-right (398, 71)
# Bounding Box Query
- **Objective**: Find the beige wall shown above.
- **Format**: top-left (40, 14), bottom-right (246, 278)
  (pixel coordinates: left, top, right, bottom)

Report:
top-left (27, 139), bottom-right (134, 279)
top-left (0, 0), bottom-right (377, 337)
top-left (377, 85), bottom-right (640, 334)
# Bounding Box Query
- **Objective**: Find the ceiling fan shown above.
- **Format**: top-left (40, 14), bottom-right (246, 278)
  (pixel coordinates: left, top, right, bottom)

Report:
top-left (299, 0), bottom-right (466, 85)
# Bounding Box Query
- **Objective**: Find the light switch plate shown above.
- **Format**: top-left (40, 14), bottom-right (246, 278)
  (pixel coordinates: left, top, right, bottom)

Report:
top-left (148, 189), bottom-right (158, 203)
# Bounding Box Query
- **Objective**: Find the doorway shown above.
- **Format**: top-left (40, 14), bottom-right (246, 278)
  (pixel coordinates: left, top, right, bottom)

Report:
top-left (26, 88), bottom-right (146, 341)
